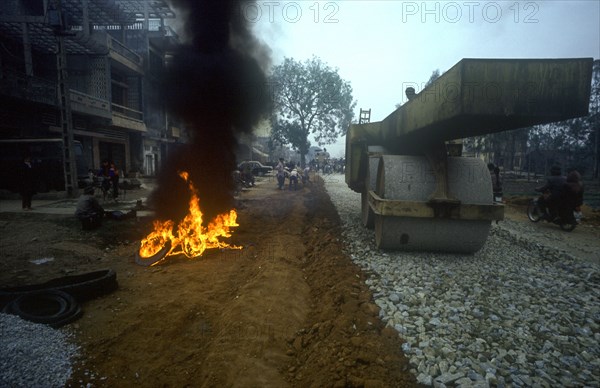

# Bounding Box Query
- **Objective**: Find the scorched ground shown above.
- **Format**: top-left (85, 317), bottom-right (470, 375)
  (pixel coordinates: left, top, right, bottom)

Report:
top-left (0, 176), bottom-right (420, 387)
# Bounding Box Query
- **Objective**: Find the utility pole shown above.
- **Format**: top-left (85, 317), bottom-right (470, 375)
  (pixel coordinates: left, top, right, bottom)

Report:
top-left (52, 0), bottom-right (79, 197)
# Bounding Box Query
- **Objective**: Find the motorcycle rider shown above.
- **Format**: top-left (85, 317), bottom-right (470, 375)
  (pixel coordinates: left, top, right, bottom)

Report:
top-left (559, 170), bottom-right (584, 222)
top-left (535, 165), bottom-right (566, 221)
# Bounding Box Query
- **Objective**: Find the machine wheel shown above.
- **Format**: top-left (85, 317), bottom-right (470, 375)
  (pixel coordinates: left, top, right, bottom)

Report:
top-left (527, 200), bottom-right (543, 222)
top-left (361, 156), bottom-right (379, 229)
top-left (373, 155), bottom-right (493, 253)
top-left (361, 190), bottom-right (374, 228)
top-left (559, 218), bottom-right (577, 232)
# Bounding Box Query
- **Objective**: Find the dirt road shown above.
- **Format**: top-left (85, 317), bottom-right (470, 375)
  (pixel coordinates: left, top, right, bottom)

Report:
top-left (0, 176), bottom-right (418, 387)
top-left (1, 175), bottom-right (598, 387)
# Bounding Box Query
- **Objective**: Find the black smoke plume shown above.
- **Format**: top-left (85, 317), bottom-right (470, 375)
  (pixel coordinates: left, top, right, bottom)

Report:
top-left (150, 0), bottom-right (271, 223)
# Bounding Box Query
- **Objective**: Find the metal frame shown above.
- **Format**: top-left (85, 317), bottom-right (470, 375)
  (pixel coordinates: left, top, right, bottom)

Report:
top-left (368, 191), bottom-right (504, 221)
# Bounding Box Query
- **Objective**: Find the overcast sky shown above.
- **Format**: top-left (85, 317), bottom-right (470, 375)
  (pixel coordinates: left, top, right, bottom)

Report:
top-left (247, 0), bottom-right (600, 157)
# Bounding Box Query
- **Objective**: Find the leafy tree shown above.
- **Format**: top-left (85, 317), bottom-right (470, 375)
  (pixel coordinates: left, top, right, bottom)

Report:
top-left (270, 57), bottom-right (355, 166)
top-left (424, 69), bottom-right (441, 88)
top-left (525, 61), bottom-right (600, 177)
top-left (584, 59), bottom-right (600, 178)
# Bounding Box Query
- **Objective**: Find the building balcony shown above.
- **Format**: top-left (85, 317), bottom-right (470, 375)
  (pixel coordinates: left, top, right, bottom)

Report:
top-left (70, 89), bottom-right (111, 119)
top-left (0, 70), bottom-right (112, 121)
top-left (1, 68), bottom-right (149, 134)
top-left (112, 103), bottom-right (147, 132)
top-left (107, 36), bottom-right (143, 74)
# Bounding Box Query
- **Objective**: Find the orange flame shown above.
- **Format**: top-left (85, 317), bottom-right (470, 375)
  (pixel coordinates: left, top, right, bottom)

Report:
top-left (138, 171), bottom-right (240, 265)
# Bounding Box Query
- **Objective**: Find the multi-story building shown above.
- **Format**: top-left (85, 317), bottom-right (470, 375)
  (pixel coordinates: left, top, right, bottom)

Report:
top-left (0, 0), bottom-right (182, 183)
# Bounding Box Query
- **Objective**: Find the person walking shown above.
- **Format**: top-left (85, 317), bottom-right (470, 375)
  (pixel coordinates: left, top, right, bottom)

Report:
top-left (109, 161), bottom-right (120, 199)
top-left (98, 159), bottom-right (112, 197)
top-left (289, 168), bottom-right (299, 190)
top-left (302, 165), bottom-right (311, 185)
top-left (20, 156), bottom-right (35, 210)
top-left (487, 163), bottom-right (502, 202)
top-left (276, 158), bottom-right (285, 190)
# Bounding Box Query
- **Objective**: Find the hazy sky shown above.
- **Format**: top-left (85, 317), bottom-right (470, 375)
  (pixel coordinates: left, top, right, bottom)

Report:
top-left (248, 0), bottom-right (600, 157)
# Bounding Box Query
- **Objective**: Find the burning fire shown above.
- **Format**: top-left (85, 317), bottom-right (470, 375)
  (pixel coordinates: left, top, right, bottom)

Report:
top-left (138, 171), bottom-right (240, 265)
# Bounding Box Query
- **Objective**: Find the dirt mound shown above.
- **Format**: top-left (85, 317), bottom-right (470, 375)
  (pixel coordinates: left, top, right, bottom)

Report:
top-left (286, 179), bottom-right (416, 387)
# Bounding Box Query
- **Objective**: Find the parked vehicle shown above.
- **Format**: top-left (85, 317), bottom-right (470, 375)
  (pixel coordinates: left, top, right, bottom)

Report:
top-left (237, 161), bottom-right (273, 176)
top-left (0, 138), bottom-right (89, 193)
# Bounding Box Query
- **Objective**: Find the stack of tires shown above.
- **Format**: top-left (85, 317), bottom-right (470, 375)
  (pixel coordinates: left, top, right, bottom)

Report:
top-left (0, 269), bottom-right (118, 328)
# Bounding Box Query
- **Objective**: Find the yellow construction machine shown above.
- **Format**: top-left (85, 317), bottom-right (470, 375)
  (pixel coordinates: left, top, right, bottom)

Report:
top-left (345, 58), bottom-right (593, 253)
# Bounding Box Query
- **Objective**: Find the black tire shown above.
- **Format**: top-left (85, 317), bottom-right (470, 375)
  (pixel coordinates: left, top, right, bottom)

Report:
top-left (527, 200), bottom-right (543, 222)
top-left (0, 269), bottom-right (118, 306)
top-left (560, 220), bottom-right (577, 232)
top-left (3, 290), bottom-right (82, 328)
top-left (135, 240), bottom-right (171, 267)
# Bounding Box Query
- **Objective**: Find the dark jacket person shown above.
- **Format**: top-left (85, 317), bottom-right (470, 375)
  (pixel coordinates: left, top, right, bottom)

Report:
top-left (535, 165), bottom-right (566, 220)
top-left (559, 170), bottom-right (584, 221)
top-left (20, 156), bottom-right (35, 210)
top-left (75, 186), bottom-right (105, 230)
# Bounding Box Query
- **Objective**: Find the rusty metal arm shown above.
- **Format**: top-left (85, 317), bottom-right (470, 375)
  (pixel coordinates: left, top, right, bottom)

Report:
top-left (345, 58), bottom-right (594, 194)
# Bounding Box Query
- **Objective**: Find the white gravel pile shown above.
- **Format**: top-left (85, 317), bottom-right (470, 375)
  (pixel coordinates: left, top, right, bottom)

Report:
top-left (322, 174), bottom-right (600, 388)
top-left (0, 313), bottom-right (79, 387)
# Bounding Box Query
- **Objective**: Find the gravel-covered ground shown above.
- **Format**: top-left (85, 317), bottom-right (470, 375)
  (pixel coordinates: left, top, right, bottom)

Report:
top-left (0, 313), bottom-right (79, 387)
top-left (323, 174), bottom-right (600, 388)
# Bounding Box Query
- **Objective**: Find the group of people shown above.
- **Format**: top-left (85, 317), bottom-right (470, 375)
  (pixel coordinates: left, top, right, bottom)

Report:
top-left (535, 165), bottom-right (584, 223)
top-left (75, 160), bottom-right (121, 230)
top-left (15, 156), bottom-right (130, 230)
top-left (18, 157), bottom-right (120, 211)
top-left (276, 158), bottom-right (311, 191)
top-left (96, 159), bottom-right (120, 199)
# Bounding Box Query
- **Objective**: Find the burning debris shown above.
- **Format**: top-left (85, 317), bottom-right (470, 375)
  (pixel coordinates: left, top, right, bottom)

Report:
top-left (139, 1), bottom-right (270, 263)
top-left (138, 171), bottom-right (241, 266)
top-left (149, 0), bottom-right (271, 223)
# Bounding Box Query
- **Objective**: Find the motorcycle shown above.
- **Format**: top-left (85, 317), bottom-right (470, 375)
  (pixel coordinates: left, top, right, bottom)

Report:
top-left (527, 194), bottom-right (581, 232)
